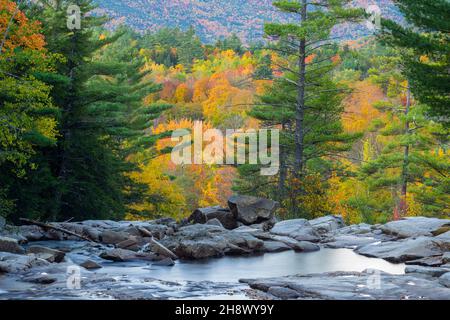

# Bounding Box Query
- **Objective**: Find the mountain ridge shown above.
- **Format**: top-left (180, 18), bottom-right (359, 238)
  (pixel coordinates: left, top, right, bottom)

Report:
top-left (93, 0), bottom-right (401, 43)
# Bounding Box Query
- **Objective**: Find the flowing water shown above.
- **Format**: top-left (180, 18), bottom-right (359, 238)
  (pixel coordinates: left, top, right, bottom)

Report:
top-left (0, 241), bottom-right (405, 300)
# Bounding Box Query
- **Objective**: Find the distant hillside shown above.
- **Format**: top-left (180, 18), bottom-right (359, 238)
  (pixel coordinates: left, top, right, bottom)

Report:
top-left (93, 0), bottom-right (401, 43)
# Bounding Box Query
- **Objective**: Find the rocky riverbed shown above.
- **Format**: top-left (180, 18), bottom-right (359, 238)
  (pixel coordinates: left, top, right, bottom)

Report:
top-left (0, 196), bottom-right (449, 300)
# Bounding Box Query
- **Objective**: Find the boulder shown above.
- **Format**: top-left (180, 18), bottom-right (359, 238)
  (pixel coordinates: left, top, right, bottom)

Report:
top-left (271, 235), bottom-right (320, 252)
top-left (336, 223), bottom-right (373, 235)
top-left (80, 259), bottom-right (102, 270)
top-left (159, 224), bottom-right (264, 259)
top-left (405, 256), bottom-right (445, 267)
top-left (0, 236), bottom-right (24, 254)
top-left (99, 230), bottom-right (129, 245)
top-left (205, 218), bottom-right (225, 228)
top-left (435, 230), bottom-right (450, 242)
top-left (405, 265), bottom-right (450, 277)
top-left (189, 206), bottom-right (237, 230)
top-left (228, 195), bottom-right (279, 225)
top-left (263, 241), bottom-right (292, 253)
top-left (22, 274), bottom-right (57, 284)
top-left (0, 252), bottom-right (49, 273)
top-left (309, 215), bottom-right (345, 234)
top-left (27, 245), bottom-right (65, 263)
top-left (439, 272), bottom-right (450, 288)
top-left (99, 248), bottom-right (137, 262)
top-left (267, 286), bottom-right (301, 299)
top-left (323, 235), bottom-right (378, 249)
top-left (443, 252), bottom-right (450, 264)
top-left (270, 219), bottom-right (321, 242)
top-left (356, 236), bottom-right (445, 263)
top-left (116, 238), bottom-right (140, 251)
top-left (153, 257), bottom-right (175, 266)
top-left (380, 217), bottom-right (450, 239)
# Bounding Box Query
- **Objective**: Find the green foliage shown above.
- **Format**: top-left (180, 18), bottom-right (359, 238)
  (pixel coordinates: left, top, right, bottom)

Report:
top-left (381, 0), bottom-right (450, 124)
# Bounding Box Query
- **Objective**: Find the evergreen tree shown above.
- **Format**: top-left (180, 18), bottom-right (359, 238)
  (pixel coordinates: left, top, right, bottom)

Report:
top-left (381, 0), bottom-right (450, 124)
top-left (235, 1), bottom-right (363, 218)
top-left (27, 0), bottom-right (170, 221)
top-left (361, 52), bottom-right (449, 219)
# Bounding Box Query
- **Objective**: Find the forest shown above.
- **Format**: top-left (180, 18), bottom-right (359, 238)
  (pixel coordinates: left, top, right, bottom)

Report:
top-left (0, 0), bottom-right (448, 226)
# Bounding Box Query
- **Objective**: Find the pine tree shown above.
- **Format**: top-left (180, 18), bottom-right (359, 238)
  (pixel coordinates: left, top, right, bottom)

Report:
top-left (28, 0), bottom-right (171, 221)
top-left (381, 0), bottom-right (450, 124)
top-left (361, 52), bottom-right (449, 219)
top-left (235, 1), bottom-right (363, 218)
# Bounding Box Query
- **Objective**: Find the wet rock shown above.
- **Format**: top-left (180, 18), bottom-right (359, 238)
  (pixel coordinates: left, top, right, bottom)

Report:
top-left (100, 248), bottom-right (137, 262)
top-left (435, 230), bottom-right (450, 242)
top-left (336, 223), bottom-right (373, 235)
top-left (309, 215), bottom-right (345, 234)
top-left (22, 273), bottom-right (57, 284)
top-left (241, 270), bottom-right (450, 300)
top-left (443, 252), bottom-right (450, 264)
top-left (99, 230), bottom-right (129, 245)
top-left (263, 241), bottom-right (292, 253)
top-left (0, 252), bottom-right (49, 273)
top-left (80, 259), bottom-right (102, 270)
top-left (267, 286), bottom-right (301, 299)
top-left (27, 246), bottom-right (65, 263)
top-left (228, 195), bottom-right (279, 225)
top-left (190, 206), bottom-right (237, 230)
top-left (380, 217), bottom-right (450, 239)
top-left (270, 219), bottom-right (320, 242)
top-left (405, 256), bottom-right (445, 267)
top-left (439, 273), bottom-right (450, 288)
top-left (117, 238), bottom-right (140, 251)
top-left (205, 218), bottom-right (225, 228)
top-left (323, 235), bottom-right (378, 249)
top-left (405, 265), bottom-right (450, 277)
top-left (356, 237), bottom-right (445, 263)
top-left (271, 235), bottom-right (320, 252)
top-left (0, 236), bottom-right (24, 254)
top-left (153, 257), bottom-right (175, 266)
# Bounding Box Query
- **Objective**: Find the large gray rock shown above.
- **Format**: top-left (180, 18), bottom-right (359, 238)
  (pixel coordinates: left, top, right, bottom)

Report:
top-left (159, 224), bottom-right (264, 259)
top-left (271, 235), bottom-right (320, 252)
top-left (0, 236), bottom-right (24, 254)
top-left (405, 265), bottom-right (450, 277)
top-left (336, 223), bottom-right (373, 235)
top-left (189, 206), bottom-right (238, 230)
top-left (240, 270), bottom-right (450, 300)
top-left (228, 195), bottom-right (279, 225)
top-left (405, 256), bottom-right (445, 267)
top-left (99, 230), bottom-right (129, 245)
top-left (270, 219), bottom-right (321, 242)
top-left (380, 217), bottom-right (450, 238)
top-left (443, 252), bottom-right (450, 264)
top-left (80, 259), bottom-right (102, 270)
top-left (323, 235), bottom-right (378, 249)
top-left (356, 236), bottom-right (446, 263)
top-left (263, 241), bottom-right (292, 253)
top-left (205, 218), bottom-right (225, 228)
top-left (439, 272), bottom-right (450, 288)
top-left (99, 248), bottom-right (139, 262)
top-left (309, 215), bottom-right (345, 234)
top-left (27, 245), bottom-right (65, 263)
top-left (0, 252), bottom-right (49, 273)
top-left (435, 230), bottom-right (450, 242)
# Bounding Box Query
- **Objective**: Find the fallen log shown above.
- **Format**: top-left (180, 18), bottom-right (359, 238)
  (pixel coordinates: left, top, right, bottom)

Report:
top-left (19, 218), bottom-right (95, 243)
top-left (137, 226), bottom-right (178, 260)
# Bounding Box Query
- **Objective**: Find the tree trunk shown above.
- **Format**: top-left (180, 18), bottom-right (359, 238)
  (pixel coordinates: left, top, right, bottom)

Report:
top-left (294, 0), bottom-right (307, 177)
top-left (398, 83), bottom-right (411, 218)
